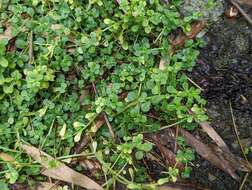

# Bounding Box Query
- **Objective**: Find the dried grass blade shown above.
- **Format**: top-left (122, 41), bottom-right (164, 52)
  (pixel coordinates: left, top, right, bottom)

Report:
top-left (178, 128), bottom-right (240, 180)
top-left (21, 144), bottom-right (103, 190)
top-left (199, 122), bottom-right (231, 154)
top-left (148, 134), bottom-right (184, 170)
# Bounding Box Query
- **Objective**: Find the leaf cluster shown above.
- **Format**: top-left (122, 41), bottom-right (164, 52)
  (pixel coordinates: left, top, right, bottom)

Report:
top-left (0, 0), bottom-right (209, 188)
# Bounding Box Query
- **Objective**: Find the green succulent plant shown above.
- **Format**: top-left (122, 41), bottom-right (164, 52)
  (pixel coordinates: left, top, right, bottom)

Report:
top-left (0, 0), bottom-right (209, 188)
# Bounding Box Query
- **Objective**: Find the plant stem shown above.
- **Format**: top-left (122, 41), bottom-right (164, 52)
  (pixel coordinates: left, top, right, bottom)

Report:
top-left (0, 146), bottom-right (19, 153)
top-left (56, 153), bottom-right (94, 160)
top-left (239, 173), bottom-right (249, 190)
top-left (40, 118), bottom-right (55, 150)
top-left (159, 118), bottom-right (187, 131)
top-left (229, 102), bottom-right (249, 162)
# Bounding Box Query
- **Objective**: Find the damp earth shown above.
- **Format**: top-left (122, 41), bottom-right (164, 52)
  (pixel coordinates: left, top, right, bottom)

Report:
top-left (188, 15), bottom-right (252, 190)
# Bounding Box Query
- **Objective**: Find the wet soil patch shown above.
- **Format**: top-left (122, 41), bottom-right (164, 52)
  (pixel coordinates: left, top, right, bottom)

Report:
top-left (189, 16), bottom-right (252, 190)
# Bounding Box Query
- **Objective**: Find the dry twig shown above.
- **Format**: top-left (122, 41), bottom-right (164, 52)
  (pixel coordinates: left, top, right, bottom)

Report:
top-left (229, 102), bottom-right (252, 190)
top-left (174, 126), bottom-right (179, 153)
top-left (239, 173), bottom-right (250, 190)
top-left (180, 127), bottom-right (252, 178)
top-left (231, 0), bottom-right (252, 25)
top-left (237, 0), bottom-right (252, 7)
top-left (147, 134), bottom-right (184, 170)
top-left (29, 31), bottom-right (34, 64)
top-left (229, 102), bottom-right (250, 162)
top-left (21, 144), bottom-right (103, 190)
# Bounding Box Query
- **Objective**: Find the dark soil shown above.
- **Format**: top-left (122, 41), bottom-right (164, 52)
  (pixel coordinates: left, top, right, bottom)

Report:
top-left (188, 15), bottom-right (252, 190)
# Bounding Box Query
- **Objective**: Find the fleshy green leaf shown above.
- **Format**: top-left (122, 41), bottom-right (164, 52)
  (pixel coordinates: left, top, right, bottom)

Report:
top-left (0, 56), bottom-right (8, 68)
top-left (126, 91), bottom-right (138, 102)
top-left (140, 101), bottom-right (151, 112)
top-left (0, 181), bottom-right (9, 190)
top-left (139, 143), bottom-right (153, 152)
top-left (135, 151), bottom-right (144, 160)
top-left (73, 122), bottom-right (86, 128)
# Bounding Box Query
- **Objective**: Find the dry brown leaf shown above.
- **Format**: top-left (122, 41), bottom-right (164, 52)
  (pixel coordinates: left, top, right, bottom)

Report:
top-left (170, 21), bottom-right (206, 47)
top-left (21, 144), bottom-right (103, 190)
top-left (80, 159), bottom-right (101, 170)
top-left (178, 128), bottom-right (252, 180)
top-left (7, 38), bottom-right (16, 52)
top-left (79, 89), bottom-right (90, 102)
top-left (178, 128), bottom-right (238, 179)
top-left (159, 59), bottom-right (166, 71)
top-left (160, 21), bottom-right (205, 70)
top-left (80, 159), bottom-right (102, 176)
top-left (148, 134), bottom-right (184, 171)
top-left (210, 145), bottom-right (252, 172)
top-left (0, 24), bottom-right (28, 43)
top-left (36, 182), bottom-right (59, 190)
top-left (186, 21), bottom-right (206, 39)
top-left (200, 122), bottom-right (252, 172)
top-left (0, 25), bottom-right (12, 41)
top-left (0, 152), bottom-right (15, 162)
top-left (9, 183), bottom-right (28, 190)
top-left (231, 0), bottom-right (252, 25)
top-left (146, 152), bottom-right (164, 165)
top-left (67, 47), bottom-right (76, 54)
top-left (199, 122), bottom-right (231, 154)
top-left (169, 32), bottom-right (187, 48)
top-left (158, 126), bottom-right (252, 180)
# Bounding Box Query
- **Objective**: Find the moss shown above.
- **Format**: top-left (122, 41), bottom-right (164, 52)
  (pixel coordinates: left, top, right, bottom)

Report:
top-left (180, 0), bottom-right (224, 22)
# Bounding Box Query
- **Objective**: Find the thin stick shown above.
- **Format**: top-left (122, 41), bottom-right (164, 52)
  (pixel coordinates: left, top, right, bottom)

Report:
top-left (57, 152), bottom-right (93, 160)
top-left (174, 126), bottom-right (179, 153)
top-left (91, 82), bottom-right (98, 95)
top-left (92, 82), bottom-right (116, 141)
top-left (29, 31), bottom-right (34, 64)
top-left (48, 176), bottom-right (52, 184)
top-left (239, 173), bottom-right (249, 190)
top-left (103, 113), bottom-right (116, 140)
top-left (229, 102), bottom-right (248, 161)
top-left (159, 118), bottom-right (187, 131)
top-left (229, 102), bottom-right (251, 190)
top-left (40, 119), bottom-right (55, 150)
top-left (0, 146), bottom-right (19, 153)
top-left (236, 0), bottom-right (252, 7)
top-left (231, 0), bottom-right (252, 25)
top-left (186, 75), bottom-right (204, 91)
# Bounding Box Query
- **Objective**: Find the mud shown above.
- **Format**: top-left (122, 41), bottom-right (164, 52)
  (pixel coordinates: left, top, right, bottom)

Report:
top-left (189, 15), bottom-right (252, 190)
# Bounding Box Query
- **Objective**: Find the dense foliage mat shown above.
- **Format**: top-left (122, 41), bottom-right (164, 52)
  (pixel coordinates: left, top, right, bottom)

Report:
top-left (0, 0), bottom-right (210, 189)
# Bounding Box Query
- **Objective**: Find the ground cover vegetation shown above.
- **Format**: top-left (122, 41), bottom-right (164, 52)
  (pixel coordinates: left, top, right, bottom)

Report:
top-left (0, 0), bottom-right (212, 189)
